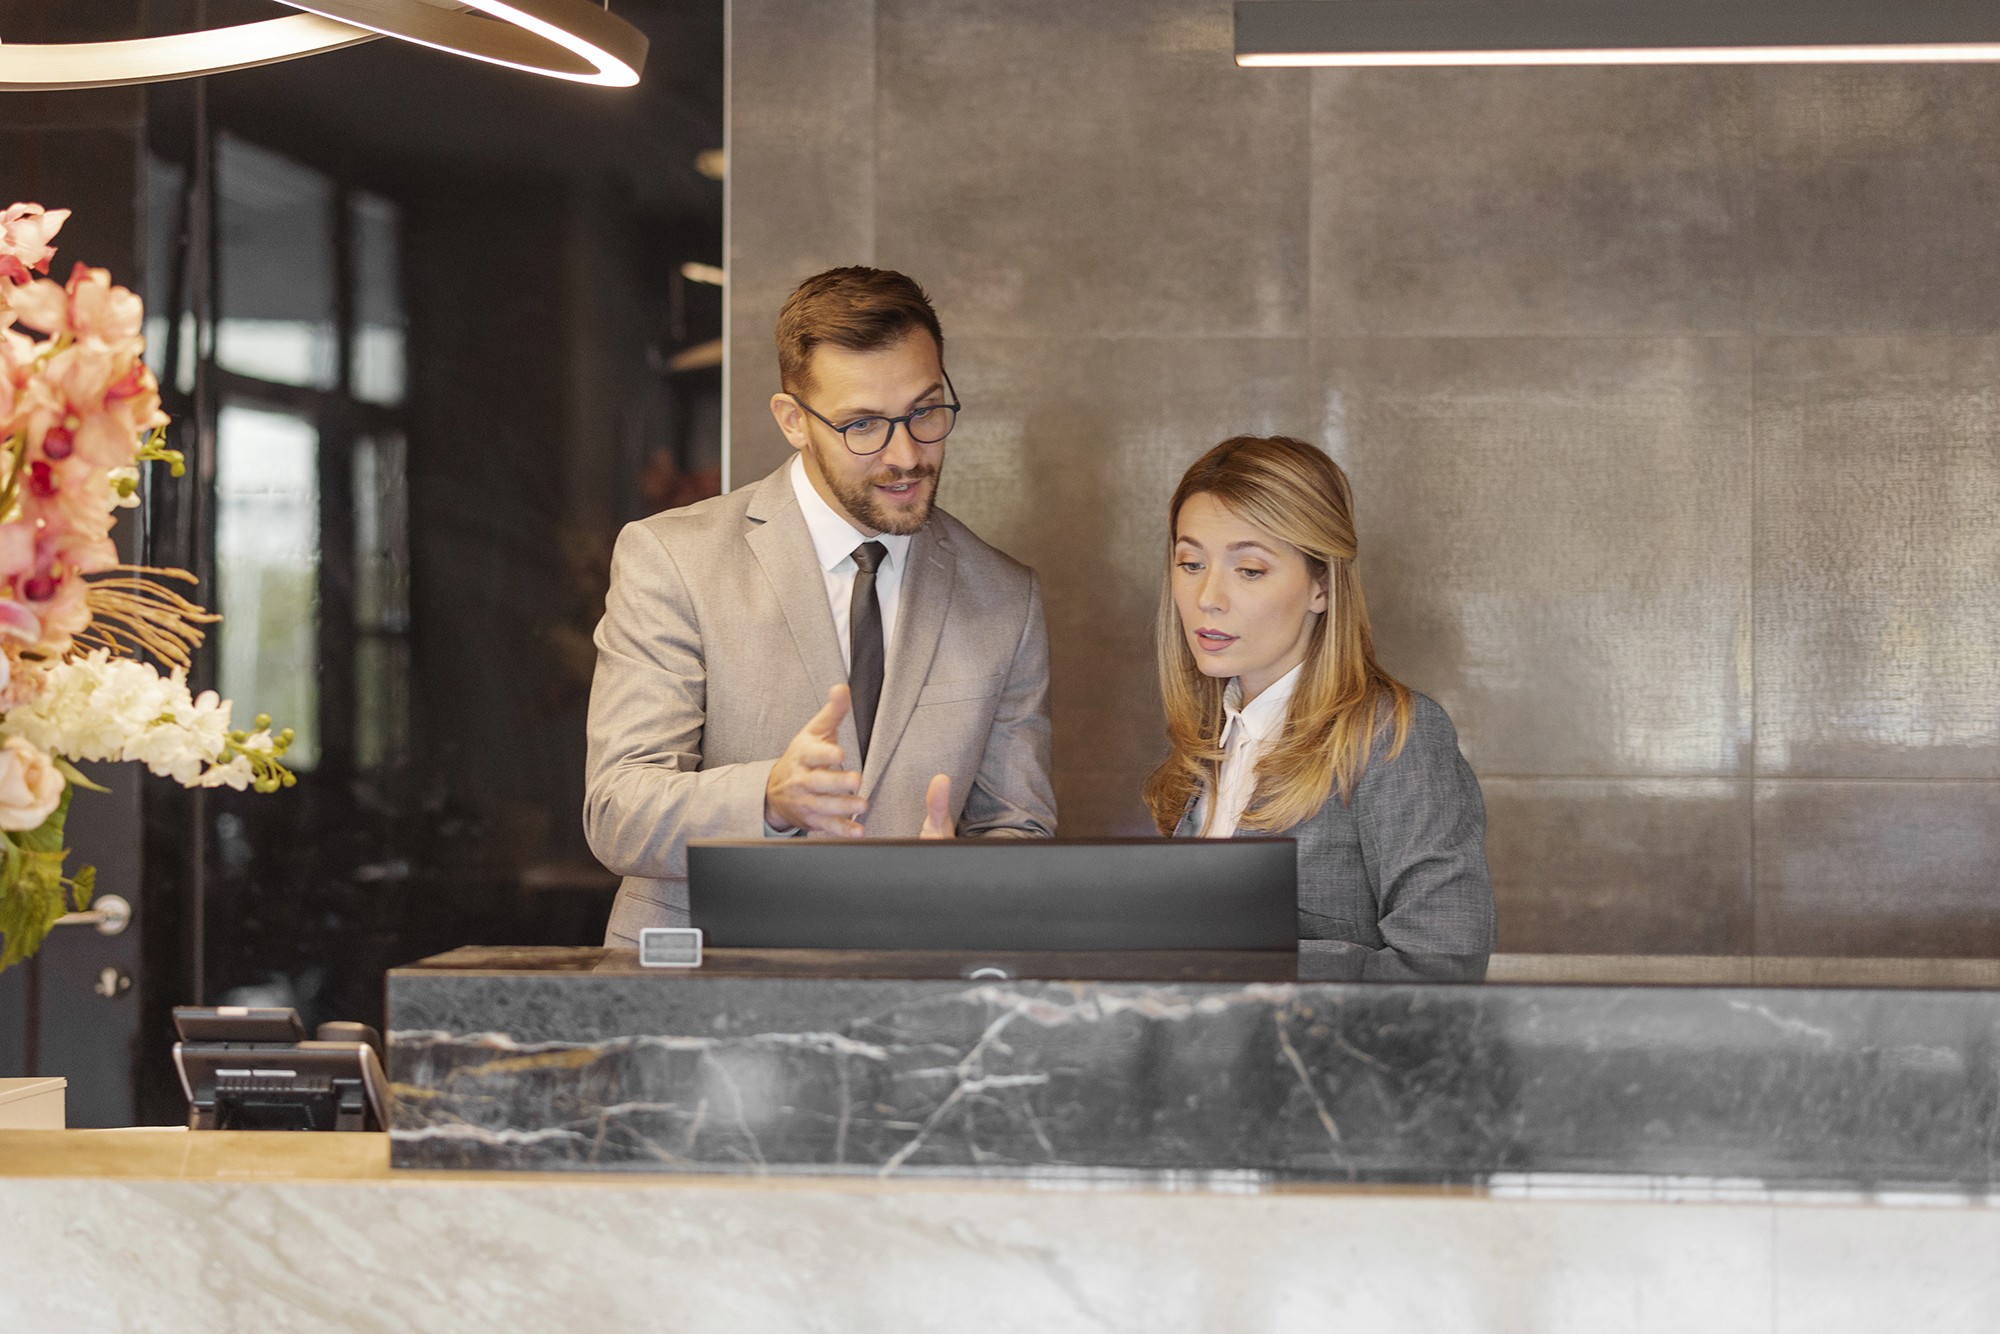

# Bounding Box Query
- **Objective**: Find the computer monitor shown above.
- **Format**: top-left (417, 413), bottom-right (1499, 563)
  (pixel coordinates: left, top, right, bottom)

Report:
top-left (686, 837), bottom-right (1297, 952)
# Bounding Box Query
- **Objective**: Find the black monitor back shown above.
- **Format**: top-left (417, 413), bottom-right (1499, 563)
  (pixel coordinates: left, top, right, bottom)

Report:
top-left (687, 837), bottom-right (1297, 951)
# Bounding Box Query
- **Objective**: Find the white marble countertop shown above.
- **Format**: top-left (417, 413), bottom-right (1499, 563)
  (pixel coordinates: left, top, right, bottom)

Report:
top-left (3, 1129), bottom-right (1997, 1333)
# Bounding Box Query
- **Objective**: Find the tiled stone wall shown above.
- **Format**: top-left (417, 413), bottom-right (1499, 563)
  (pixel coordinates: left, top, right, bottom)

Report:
top-left (726, 0), bottom-right (2000, 956)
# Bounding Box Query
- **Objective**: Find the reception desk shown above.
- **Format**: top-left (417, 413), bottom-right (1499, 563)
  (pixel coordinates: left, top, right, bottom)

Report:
top-left (388, 947), bottom-right (2000, 1188)
top-left (7, 951), bottom-right (2000, 1331)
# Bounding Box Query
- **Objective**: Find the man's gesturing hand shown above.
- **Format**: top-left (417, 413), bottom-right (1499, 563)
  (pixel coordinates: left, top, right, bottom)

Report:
top-left (764, 685), bottom-right (867, 837)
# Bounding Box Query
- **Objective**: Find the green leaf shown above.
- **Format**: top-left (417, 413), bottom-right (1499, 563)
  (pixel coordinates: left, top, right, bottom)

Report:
top-left (0, 835), bottom-right (20, 908)
top-left (0, 845), bottom-right (68, 973)
top-left (0, 790), bottom-right (78, 973)
top-left (16, 786), bottom-right (70, 856)
top-left (70, 863), bottom-right (95, 913)
top-left (54, 757), bottom-right (110, 794)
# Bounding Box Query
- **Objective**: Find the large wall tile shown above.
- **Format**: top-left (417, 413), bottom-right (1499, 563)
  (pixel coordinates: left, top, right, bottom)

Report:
top-left (1485, 779), bottom-right (1753, 955)
top-left (1754, 338), bottom-right (2000, 778)
top-left (1318, 337), bottom-right (1753, 777)
top-left (1755, 781), bottom-right (2000, 957)
top-left (1056, 767), bottom-right (1159, 841)
top-left (874, 0), bottom-right (1309, 338)
top-left (727, 0), bottom-right (2000, 956)
top-left (1311, 67), bottom-right (1754, 337)
top-left (1755, 66), bottom-right (2000, 334)
top-left (946, 334), bottom-right (1314, 834)
top-left (726, 0), bottom-right (877, 484)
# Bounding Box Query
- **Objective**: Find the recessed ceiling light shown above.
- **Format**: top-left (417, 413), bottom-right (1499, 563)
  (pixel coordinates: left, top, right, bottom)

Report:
top-left (1235, 0), bottom-right (2000, 68)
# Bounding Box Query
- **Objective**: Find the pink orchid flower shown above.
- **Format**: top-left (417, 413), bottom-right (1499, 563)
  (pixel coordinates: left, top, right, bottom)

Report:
top-left (0, 595), bottom-right (38, 644)
top-left (7, 263), bottom-right (147, 346)
top-left (14, 527), bottom-right (103, 653)
top-left (0, 203), bottom-right (69, 283)
top-left (63, 264), bottom-right (144, 344)
top-left (28, 455), bottom-right (122, 545)
top-left (22, 569), bottom-right (92, 653)
top-left (0, 526), bottom-right (36, 588)
top-left (0, 596), bottom-right (39, 702)
top-left (5, 373), bottom-right (65, 452)
top-left (35, 505), bottom-right (119, 566)
top-left (0, 325), bottom-right (35, 377)
top-left (5, 276), bottom-right (69, 337)
top-left (39, 341), bottom-right (161, 468)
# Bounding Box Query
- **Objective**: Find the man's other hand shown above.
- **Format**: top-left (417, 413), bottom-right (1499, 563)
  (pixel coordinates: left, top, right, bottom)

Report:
top-left (765, 685), bottom-right (867, 836)
top-left (919, 774), bottom-right (954, 839)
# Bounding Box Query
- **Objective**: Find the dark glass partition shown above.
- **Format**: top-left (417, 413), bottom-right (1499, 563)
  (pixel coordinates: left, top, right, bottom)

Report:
top-left (126, 0), bottom-right (726, 1124)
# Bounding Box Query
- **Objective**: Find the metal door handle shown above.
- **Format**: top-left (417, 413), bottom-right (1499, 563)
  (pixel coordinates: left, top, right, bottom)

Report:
top-left (53, 893), bottom-right (132, 936)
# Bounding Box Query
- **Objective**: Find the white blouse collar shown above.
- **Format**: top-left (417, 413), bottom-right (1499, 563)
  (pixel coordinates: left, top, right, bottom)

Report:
top-left (1222, 661), bottom-right (1303, 747)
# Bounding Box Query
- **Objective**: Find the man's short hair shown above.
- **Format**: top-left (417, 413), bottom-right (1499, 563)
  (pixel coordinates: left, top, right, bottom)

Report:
top-left (776, 266), bottom-right (943, 396)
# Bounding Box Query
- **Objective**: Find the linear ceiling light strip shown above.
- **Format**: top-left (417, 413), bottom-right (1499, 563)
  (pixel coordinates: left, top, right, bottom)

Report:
top-left (1235, 0), bottom-right (2000, 67)
top-left (0, 0), bottom-right (645, 92)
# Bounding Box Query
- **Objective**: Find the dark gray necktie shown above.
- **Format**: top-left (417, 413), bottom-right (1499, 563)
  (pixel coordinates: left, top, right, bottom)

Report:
top-left (849, 541), bottom-right (888, 765)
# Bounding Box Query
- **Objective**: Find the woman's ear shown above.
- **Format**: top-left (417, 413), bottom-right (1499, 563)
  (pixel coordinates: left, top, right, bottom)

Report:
top-left (1309, 571), bottom-right (1330, 616)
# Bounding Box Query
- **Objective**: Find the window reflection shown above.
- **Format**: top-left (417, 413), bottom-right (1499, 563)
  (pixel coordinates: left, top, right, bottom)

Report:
top-left (216, 135), bottom-right (339, 390)
top-left (143, 155), bottom-right (199, 397)
top-left (354, 432), bottom-right (411, 770)
top-left (216, 403), bottom-right (321, 769)
top-left (350, 192), bottom-right (407, 407)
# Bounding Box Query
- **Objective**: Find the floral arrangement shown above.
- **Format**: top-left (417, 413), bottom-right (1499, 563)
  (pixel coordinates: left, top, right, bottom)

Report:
top-left (0, 202), bottom-right (292, 972)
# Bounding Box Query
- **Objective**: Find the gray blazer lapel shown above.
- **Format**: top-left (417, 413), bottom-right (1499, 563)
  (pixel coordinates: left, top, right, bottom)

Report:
top-left (861, 522), bottom-right (956, 796)
top-left (742, 465), bottom-right (862, 764)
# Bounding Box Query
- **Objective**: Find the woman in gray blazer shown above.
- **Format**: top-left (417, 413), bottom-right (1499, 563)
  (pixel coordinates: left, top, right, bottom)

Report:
top-left (1145, 435), bottom-right (1496, 981)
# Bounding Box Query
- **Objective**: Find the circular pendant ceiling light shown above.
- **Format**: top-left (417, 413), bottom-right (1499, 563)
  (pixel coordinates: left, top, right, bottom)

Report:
top-left (282, 1), bottom-right (647, 85)
top-left (0, 0), bottom-right (646, 92)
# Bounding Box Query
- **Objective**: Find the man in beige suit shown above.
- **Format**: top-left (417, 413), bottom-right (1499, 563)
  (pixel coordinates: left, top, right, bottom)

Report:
top-left (588, 267), bottom-right (1057, 941)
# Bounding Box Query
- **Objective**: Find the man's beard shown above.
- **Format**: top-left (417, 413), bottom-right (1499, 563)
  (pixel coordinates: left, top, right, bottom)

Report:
top-left (814, 442), bottom-right (943, 536)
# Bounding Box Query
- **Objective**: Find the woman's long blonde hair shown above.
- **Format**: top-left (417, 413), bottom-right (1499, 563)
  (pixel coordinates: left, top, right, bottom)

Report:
top-left (1143, 435), bottom-right (1411, 834)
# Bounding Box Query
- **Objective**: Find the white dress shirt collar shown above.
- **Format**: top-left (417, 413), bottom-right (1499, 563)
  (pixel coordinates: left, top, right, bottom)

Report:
top-left (789, 453), bottom-right (912, 575)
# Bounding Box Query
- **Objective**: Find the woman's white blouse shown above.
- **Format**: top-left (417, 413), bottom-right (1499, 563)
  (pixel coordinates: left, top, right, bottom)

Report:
top-left (1194, 663), bottom-right (1302, 838)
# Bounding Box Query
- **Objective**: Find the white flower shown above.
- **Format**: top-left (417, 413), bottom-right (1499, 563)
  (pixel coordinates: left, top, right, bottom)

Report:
top-left (0, 734), bottom-right (65, 831)
top-left (196, 754), bottom-right (254, 790)
top-left (0, 650), bottom-right (249, 789)
top-left (108, 466), bottom-right (142, 509)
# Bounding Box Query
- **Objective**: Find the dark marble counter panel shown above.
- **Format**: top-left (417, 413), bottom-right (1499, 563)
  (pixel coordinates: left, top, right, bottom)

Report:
top-left (388, 948), bottom-right (2000, 1187)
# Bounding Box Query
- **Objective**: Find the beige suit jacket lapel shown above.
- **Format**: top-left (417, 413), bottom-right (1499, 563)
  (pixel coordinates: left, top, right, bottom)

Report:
top-left (742, 465), bottom-right (863, 765)
top-left (861, 520), bottom-right (956, 797)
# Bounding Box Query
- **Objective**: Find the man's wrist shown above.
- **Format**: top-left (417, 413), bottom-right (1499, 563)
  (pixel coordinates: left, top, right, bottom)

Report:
top-left (763, 796), bottom-right (798, 836)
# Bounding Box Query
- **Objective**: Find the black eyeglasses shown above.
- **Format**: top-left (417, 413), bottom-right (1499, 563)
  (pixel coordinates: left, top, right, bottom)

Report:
top-left (789, 371), bottom-right (960, 456)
